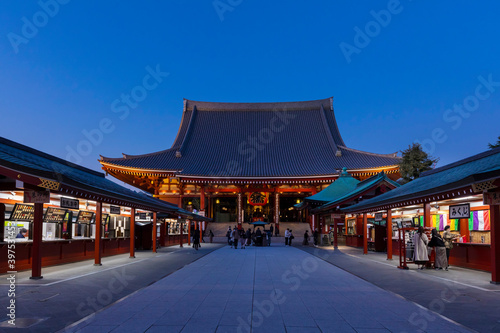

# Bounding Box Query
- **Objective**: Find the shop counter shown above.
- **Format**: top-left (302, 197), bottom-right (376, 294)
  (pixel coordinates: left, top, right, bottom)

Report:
top-left (449, 242), bottom-right (491, 272)
top-left (345, 234), bottom-right (363, 248)
top-left (0, 237), bottom-right (131, 274)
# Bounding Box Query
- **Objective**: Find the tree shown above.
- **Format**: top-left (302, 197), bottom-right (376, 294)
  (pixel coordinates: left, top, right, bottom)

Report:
top-left (488, 136), bottom-right (500, 149)
top-left (399, 143), bottom-right (439, 184)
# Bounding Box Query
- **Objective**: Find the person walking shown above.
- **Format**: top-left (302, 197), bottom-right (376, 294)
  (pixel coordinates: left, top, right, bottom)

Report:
top-left (303, 230), bottom-right (310, 245)
top-left (413, 226), bottom-right (429, 270)
top-left (289, 230), bottom-right (294, 246)
top-left (270, 224), bottom-right (274, 236)
top-left (428, 228), bottom-right (448, 270)
top-left (266, 229), bottom-right (272, 246)
top-left (192, 228), bottom-right (200, 251)
top-left (226, 227), bottom-right (232, 246)
top-left (313, 228), bottom-right (319, 247)
top-left (240, 228), bottom-right (246, 249)
top-left (284, 228), bottom-right (291, 246)
top-left (442, 226), bottom-right (460, 269)
top-left (246, 228), bottom-right (252, 246)
top-left (232, 226), bottom-right (239, 249)
top-left (209, 230), bottom-right (214, 243)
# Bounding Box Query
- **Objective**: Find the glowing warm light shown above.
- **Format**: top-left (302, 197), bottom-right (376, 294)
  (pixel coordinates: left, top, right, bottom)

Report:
top-left (216, 199), bottom-right (220, 204)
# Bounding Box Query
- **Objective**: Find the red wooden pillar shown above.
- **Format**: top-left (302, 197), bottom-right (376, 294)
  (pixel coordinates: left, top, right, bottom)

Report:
top-left (460, 218), bottom-right (470, 242)
top-left (152, 212), bottom-right (157, 253)
top-left (423, 203), bottom-right (431, 228)
top-left (179, 219), bottom-right (184, 248)
top-left (30, 202), bottom-right (44, 279)
top-left (94, 201), bottom-right (102, 266)
top-left (130, 208), bottom-right (135, 258)
top-left (490, 204), bottom-right (500, 284)
top-left (387, 209), bottom-right (393, 260)
top-left (200, 186), bottom-right (206, 213)
top-left (333, 218), bottom-right (338, 249)
top-left (363, 213), bottom-right (368, 255)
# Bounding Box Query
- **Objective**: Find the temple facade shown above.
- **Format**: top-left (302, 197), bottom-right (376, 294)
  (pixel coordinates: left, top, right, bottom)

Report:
top-left (99, 98), bottom-right (401, 229)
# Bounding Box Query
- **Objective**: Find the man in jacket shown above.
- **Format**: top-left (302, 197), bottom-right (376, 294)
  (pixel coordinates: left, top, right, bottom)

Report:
top-left (442, 226), bottom-right (460, 269)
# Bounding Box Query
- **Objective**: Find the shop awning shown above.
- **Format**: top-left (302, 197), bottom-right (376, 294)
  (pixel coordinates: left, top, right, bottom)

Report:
top-left (342, 147), bottom-right (500, 213)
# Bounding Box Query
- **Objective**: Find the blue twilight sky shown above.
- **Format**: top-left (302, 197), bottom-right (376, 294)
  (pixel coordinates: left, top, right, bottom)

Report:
top-left (1, 0), bottom-right (499, 180)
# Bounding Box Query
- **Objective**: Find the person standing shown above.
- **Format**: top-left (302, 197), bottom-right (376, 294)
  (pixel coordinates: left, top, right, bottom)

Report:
top-left (303, 230), bottom-right (310, 245)
top-left (240, 229), bottom-right (246, 249)
top-left (232, 226), bottom-right (239, 249)
top-left (289, 229), bottom-right (294, 246)
top-left (245, 228), bottom-right (252, 246)
top-left (284, 228), bottom-right (290, 246)
top-left (209, 230), bottom-right (214, 243)
top-left (266, 229), bottom-right (272, 246)
top-left (226, 226), bottom-right (232, 246)
top-left (192, 228), bottom-right (200, 251)
top-left (270, 224), bottom-right (274, 236)
top-left (413, 226), bottom-right (429, 270)
top-left (255, 227), bottom-right (263, 246)
top-left (428, 228), bottom-right (448, 270)
top-left (313, 228), bottom-right (319, 247)
top-left (442, 226), bottom-right (460, 269)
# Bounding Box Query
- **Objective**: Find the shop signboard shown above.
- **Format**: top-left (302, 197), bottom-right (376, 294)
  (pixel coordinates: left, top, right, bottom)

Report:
top-left (23, 190), bottom-right (50, 204)
top-left (332, 214), bottom-right (342, 219)
top-left (44, 207), bottom-right (67, 223)
top-left (483, 191), bottom-right (500, 205)
top-left (110, 205), bottom-right (121, 215)
top-left (449, 203), bottom-right (470, 219)
top-left (61, 197), bottom-right (79, 209)
top-left (374, 213), bottom-right (383, 222)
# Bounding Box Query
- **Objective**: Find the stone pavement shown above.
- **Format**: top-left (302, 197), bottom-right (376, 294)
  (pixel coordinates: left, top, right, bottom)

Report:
top-left (300, 245), bottom-right (500, 333)
top-left (0, 243), bottom-right (223, 332)
top-left (67, 245), bottom-right (473, 333)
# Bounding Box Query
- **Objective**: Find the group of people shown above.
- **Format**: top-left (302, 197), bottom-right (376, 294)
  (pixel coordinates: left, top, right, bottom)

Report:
top-left (226, 226), bottom-right (273, 248)
top-left (413, 226), bottom-right (462, 270)
top-left (284, 228), bottom-right (294, 246)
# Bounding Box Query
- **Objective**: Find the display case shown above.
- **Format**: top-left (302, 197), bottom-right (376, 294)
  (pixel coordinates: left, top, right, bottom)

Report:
top-left (43, 207), bottom-right (68, 240)
top-left (72, 211), bottom-right (94, 238)
top-left (167, 219), bottom-right (188, 235)
top-left (5, 203), bottom-right (34, 241)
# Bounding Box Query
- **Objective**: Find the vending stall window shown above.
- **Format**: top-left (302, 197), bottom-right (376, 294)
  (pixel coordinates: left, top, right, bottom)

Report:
top-left (108, 215), bottom-right (130, 238)
top-left (73, 211), bottom-right (94, 238)
top-left (43, 207), bottom-right (68, 240)
top-left (4, 203), bottom-right (32, 241)
top-left (102, 213), bottom-right (110, 238)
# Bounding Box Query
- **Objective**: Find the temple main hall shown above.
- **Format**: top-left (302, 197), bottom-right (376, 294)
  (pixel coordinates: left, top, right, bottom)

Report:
top-left (99, 98), bottom-right (401, 228)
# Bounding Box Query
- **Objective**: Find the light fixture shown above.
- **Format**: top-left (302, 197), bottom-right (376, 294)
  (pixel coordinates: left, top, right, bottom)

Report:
top-left (188, 201), bottom-right (192, 205)
top-left (216, 199), bottom-right (220, 204)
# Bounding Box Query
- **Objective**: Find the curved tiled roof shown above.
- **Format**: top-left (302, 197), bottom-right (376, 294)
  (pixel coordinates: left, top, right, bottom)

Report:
top-left (101, 98), bottom-right (401, 178)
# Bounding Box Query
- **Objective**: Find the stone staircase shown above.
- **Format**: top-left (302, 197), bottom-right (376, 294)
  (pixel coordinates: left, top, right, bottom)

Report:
top-left (205, 222), bottom-right (312, 245)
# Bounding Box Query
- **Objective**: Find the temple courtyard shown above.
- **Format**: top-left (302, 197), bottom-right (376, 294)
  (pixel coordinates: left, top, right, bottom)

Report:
top-left (2, 243), bottom-right (499, 333)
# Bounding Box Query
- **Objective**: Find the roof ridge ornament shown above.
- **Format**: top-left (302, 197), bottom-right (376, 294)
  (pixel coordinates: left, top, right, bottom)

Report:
top-left (336, 150), bottom-right (342, 157)
top-left (175, 151), bottom-right (182, 158)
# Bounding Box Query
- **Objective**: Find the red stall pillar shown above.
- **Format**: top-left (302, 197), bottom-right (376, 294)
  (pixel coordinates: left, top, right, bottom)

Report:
top-left (363, 213), bottom-right (368, 255)
top-left (130, 208), bottom-right (136, 258)
top-left (333, 217), bottom-right (338, 249)
top-left (424, 203), bottom-right (431, 228)
top-left (490, 204), bottom-right (500, 284)
top-left (30, 202), bottom-right (44, 279)
top-left (94, 201), bottom-right (102, 266)
top-left (387, 210), bottom-right (393, 260)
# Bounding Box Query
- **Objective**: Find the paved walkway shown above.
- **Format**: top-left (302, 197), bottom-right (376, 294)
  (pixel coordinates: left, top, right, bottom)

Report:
top-left (0, 244), bottom-right (223, 332)
top-left (67, 245), bottom-right (472, 333)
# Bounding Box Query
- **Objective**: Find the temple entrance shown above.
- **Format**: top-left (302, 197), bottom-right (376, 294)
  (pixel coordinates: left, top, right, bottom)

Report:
top-left (279, 195), bottom-right (306, 222)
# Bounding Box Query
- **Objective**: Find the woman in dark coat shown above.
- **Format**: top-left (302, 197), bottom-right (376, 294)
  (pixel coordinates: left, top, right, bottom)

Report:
top-left (428, 228), bottom-right (448, 270)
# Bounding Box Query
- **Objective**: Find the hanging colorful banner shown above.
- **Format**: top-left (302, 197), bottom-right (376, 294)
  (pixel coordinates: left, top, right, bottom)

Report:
top-left (468, 210), bottom-right (490, 231)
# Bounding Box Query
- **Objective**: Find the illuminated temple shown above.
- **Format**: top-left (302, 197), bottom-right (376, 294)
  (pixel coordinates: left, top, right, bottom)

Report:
top-left (99, 98), bottom-right (401, 227)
